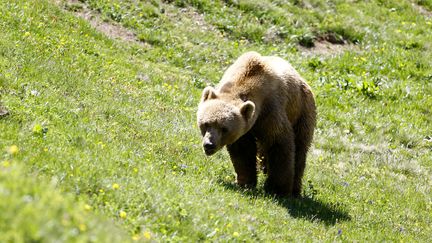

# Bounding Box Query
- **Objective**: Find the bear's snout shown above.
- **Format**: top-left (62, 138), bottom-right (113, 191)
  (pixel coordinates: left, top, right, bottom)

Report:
top-left (203, 141), bottom-right (216, 156)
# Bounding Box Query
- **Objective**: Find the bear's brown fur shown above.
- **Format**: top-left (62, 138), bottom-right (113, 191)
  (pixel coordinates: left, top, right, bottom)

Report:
top-left (197, 51), bottom-right (316, 197)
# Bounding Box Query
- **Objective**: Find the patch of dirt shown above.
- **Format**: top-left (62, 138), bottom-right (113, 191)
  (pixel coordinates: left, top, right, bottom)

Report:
top-left (0, 105), bottom-right (9, 118)
top-left (352, 143), bottom-right (390, 154)
top-left (411, 2), bottom-right (432, 18)
top-left (61, 0), bottom-right (146, 45)
top-left (299, 40), bottom-right (355, 56)
top-left (299, 33), bottom-right (356, 56)
top-left (181, 8), bottom-right (215, 32)
top-left (164, 6), bottom-right (217, 33)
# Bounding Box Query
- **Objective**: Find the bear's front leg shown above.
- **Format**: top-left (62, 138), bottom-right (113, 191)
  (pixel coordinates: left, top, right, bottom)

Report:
top-left (264, 135), bottom-right (296, 197)
top-left (226, 132), bottom-right (257, 188)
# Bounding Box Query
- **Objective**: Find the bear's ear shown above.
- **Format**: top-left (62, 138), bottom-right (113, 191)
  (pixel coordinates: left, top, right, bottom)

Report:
top-left (240, 101), bottom-right (255, 121)
top-left (201, 87), bottom-right (217, 102)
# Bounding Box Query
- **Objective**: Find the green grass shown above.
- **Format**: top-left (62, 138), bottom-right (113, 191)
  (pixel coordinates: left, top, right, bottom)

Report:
top-left (1, 0), bottom-right (431, 241)
top-left (0, 161), bottom-right (127, 242)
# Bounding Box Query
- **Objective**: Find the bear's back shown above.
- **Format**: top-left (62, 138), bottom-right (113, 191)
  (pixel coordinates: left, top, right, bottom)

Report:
top-left (217, 52), bottom-right (279, 96)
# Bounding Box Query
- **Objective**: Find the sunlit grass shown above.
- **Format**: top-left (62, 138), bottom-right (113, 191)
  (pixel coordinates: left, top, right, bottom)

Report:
top-left (0, 0), bottom-right (431, 241)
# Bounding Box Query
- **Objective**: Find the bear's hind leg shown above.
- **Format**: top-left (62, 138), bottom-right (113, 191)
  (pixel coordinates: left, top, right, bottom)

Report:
top-left (292, 142), bottom-right (307, 197)
top-left (293, 113), bottom-right (316, 197)
top-left (227, 132), bottom-right (257, 187)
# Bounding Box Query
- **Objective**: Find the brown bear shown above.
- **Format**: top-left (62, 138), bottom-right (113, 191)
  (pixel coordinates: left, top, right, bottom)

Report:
top-left (197, 51), bottom-right (316, 197)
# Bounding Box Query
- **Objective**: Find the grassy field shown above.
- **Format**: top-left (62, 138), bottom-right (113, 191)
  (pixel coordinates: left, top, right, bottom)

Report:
top-left (1, 0), bottom-right (431, 241)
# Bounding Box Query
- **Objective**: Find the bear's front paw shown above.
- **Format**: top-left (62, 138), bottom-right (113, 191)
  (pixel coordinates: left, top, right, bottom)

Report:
top-left (236, 176), bottom-right (257, 188)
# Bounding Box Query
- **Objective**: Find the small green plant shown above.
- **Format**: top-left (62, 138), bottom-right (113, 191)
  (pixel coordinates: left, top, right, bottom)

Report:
top-left (308, 57), bottom-right (325, 70)
top-left (297, 33), bottom-right (315, 48)
top-left (357, 79), bottom-right (381, 98)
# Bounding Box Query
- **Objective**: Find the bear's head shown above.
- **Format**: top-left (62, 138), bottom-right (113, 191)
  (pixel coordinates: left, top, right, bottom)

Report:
top-left (197, 87), bottom-right (255, 156)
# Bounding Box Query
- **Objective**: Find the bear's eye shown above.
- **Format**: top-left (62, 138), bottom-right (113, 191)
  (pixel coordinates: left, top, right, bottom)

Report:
top-left (200, 123), bottom-right (208, 136)
top-left (221, 127), bottom-right (229, 134)
top-left (203, 122), bottom-right (210, 129)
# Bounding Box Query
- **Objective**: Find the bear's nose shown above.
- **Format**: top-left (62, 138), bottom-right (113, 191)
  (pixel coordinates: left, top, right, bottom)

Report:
top-left (203, 142), bottom-right (216, 151)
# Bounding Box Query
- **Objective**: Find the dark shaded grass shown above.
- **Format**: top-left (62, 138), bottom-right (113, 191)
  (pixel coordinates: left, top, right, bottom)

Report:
top-left (219, 179), bottom-right (351, 225)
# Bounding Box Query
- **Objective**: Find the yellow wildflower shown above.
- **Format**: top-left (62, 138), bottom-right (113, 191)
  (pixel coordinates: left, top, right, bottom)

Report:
top-left (2, 160), bottom-right (10, 167)
top-left (143, 231), bottom-right (151, 240)
top-left (119, 211), bottom-right (127, 219)
top-left (79, 223), bottom-right (87, 232)
top-left (7, 145), bottom-right (19, 155)
top-left (112, 183), bottom-right (120, 190)
top-left (233, 232), bottom-right (239, 237)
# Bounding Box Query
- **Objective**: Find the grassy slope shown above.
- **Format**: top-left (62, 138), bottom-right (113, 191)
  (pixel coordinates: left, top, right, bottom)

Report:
top-left (1, 0), bottom-right (431, 241)
top-left (0, 162), bottom-right (127, 242)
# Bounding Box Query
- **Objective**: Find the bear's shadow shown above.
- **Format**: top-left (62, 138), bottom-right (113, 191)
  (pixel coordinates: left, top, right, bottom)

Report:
top-left (218, 180), bottom-right (351, 225)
